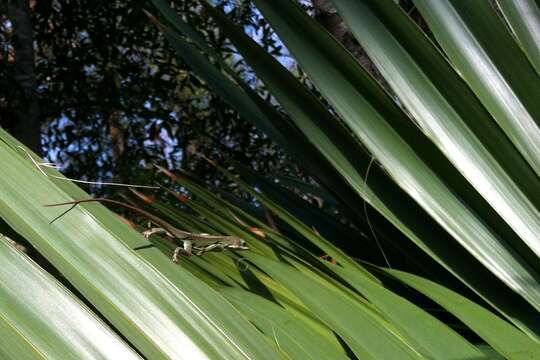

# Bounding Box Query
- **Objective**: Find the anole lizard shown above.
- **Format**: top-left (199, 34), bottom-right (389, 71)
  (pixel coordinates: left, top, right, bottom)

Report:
top-left (46, 198), bottom-right (248, 262)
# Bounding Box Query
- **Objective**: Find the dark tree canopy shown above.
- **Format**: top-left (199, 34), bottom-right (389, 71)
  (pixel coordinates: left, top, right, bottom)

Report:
top-left (1, 0), bottom-right (304, 195)
top-left (0, 0), bottom-right (417, 197)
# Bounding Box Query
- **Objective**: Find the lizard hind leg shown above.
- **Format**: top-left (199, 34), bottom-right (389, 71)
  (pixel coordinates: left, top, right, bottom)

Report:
top-left (172, 240), bottom-right (193, 263)
top-left (172, 247), bottom-right (182, 263)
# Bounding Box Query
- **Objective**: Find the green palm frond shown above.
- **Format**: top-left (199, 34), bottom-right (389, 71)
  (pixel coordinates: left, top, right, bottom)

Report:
top-left (2, 0), bottom-right (540, 358)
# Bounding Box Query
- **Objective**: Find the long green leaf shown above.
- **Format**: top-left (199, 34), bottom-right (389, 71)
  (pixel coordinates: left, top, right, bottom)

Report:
top-left (250, 0), bottom-right (540, 314)
top-left (152, 165), bottom-right (539, 357)
top-left (326, 266), bottom-right (483, 359)
top-left (413, 0), bottom-right (540, 179)
top-left (233, 161), bottom-right (450, 275)
top-left (497, 0), bottom-right (540, 76)
top-left (167, 0), bottom-right (491, 293)
top-left (221, 288), bottom-right (349, 360)
top-left (149, 3), bottom-right (373, 227)
top-left (244, 253), bottom-right (422, 359)
top-left (387, 268), bottom-right (540, 359)
top-left (0, 128), bottom-right (281, 360)
top-left (157, 0), bottom-right (540, 338)
top-left (0, 234), bottom-right (142, 360)
top-left (331, 0), bottom-right (540, 273)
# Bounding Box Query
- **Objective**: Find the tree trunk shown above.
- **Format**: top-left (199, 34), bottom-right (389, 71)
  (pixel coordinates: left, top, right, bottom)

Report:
top-left (7, 0), bottom-right (41, 155)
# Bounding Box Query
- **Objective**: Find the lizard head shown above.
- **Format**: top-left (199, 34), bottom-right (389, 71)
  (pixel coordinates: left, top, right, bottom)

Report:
top-left (227, 237), bottom-right (249, 251)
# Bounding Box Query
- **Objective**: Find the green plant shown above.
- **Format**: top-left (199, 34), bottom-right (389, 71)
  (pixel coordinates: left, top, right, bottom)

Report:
top-left (1, 0), bottom-right (540, 358)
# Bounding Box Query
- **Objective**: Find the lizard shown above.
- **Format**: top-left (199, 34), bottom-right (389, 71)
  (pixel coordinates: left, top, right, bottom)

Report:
top-left (46, 198), bottom-right (248, 262)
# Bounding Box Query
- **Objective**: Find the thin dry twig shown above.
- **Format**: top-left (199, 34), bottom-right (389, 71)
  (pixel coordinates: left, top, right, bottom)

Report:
top-left (18, 146), bottom-right (159, 189)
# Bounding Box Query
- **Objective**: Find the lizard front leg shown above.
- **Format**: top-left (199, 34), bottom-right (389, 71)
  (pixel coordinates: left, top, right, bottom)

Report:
top-left (172, 240), bottom-right (193, 263)
top-left (143, 227), bottom-right (173, 239)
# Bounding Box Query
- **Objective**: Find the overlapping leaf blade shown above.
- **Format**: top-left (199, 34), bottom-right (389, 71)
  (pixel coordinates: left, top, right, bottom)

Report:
top-left (387, 268), bottom-right (540, 359)
top-left (148, 0), bottom-right (374, 228)
top-left (243, 253), bottom-right (422, 360)
top-left (149, 0), bottom-right (539, 336)
top-left (0, 128), bottom-right (281, 360)
top-left (326, 266), bottom-right (482, 359)
top-left (412, 0), bottom-right (540, 179)
top-left (151, 166), bottom-right (494, 358)
top-left (249, 0), bottom-right (540, 315)
top-left (0, 234), bottom-right (142, 360)
top-left (144, 164), bottom-right (540, 358)
top-left (331, 0), bottom-right (540, 272)
top-left (221, 288), bottom-right (349, 360)
top-left (2, 0), bottom-right (538, 357)
top-left (496, 0), bottom-right (540, 76)
top-left (151, 0), bottom-right (540, 340)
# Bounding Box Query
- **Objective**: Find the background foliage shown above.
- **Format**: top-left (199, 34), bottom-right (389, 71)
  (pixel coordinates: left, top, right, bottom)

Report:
top-left (0, 0), bottom-right (304, 193)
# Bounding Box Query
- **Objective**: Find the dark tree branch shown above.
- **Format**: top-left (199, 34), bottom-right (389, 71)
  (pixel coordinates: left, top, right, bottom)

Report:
top-left (7, 0), bottom-right (41, 154)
